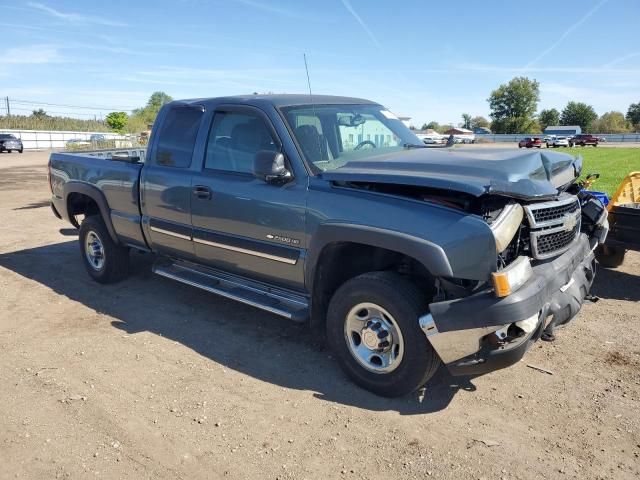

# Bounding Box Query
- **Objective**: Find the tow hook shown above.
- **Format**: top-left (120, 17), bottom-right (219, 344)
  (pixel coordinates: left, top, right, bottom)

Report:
top-left (585, 294), bottom-right (599, 303)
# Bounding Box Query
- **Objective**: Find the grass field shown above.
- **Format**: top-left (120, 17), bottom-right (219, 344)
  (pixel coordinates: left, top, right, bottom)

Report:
top-left (551, 147), bottom-right (640, 196)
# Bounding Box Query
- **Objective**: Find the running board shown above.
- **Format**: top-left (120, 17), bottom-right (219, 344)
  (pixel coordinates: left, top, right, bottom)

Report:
top-left (152, 259), bottom-right (309, 322)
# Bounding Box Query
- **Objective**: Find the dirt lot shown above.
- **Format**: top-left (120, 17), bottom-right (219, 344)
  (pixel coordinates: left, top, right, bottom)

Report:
top-left (1, 151), bottom-right (639, 480)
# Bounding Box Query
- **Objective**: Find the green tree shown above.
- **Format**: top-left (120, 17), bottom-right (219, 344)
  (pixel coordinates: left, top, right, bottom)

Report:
top-left (626, 102), bottom-right (640, 130)
top-left (470, 116), bottom-right (490, 130)
top-left (538, 108), bottom-right (560, 131)
top-left (105, 111), bottom-right (129, 133)
top-left (560, 101), bottom-right (598, 132)
top-left (425, 121), bottom-right (440, 131)
top-left (31, 108), bottom-right (49, 119)
top-left (461, 113), bottom-right (472, 130)
top-left (488, 77), bottom-right (540, 133)
top-left (131, 91), bottom-right (173, 125)
top-left (591, 111), bottom-right (630, 133)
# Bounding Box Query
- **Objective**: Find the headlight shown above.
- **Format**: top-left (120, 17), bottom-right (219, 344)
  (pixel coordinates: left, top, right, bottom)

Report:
top-left (490, 203), bottom-right (523, 252)
top-left (491, 256), bottom-right (533, 297)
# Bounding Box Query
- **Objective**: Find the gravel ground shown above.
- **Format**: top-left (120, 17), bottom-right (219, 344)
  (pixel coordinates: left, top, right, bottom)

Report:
top-left (1, 151), bottom-right (639, 480)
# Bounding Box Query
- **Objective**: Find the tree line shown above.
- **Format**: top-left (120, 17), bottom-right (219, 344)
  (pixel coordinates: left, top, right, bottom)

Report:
top-left (0, 91), bottom-right (174, 134)
top-left (422, 77), bottom-right (640, 134)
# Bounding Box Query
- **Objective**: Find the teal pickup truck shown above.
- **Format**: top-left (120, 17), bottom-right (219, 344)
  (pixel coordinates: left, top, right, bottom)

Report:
top-left (49, 94), bottom-right (608, 397)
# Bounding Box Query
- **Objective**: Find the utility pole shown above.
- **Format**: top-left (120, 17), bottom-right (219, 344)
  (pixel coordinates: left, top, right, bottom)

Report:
top-left (5, 96), bottom-right (10, 116)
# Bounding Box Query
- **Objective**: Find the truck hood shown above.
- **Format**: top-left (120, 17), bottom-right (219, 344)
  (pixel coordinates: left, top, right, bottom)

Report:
top-left (320, 148), bottom-right (582, 200)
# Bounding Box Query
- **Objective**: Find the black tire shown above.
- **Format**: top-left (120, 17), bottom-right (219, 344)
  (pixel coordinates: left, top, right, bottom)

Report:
top-left (79, 215), bottom-right (129, 283)
top-left (6, 149), bottom-right (11, 154)
top-left (326, 271), bottom-right (440, 397)
top-left (19, 148), bottom-right (23, 153)
top-left (595, 244), bottom-right (626, 268)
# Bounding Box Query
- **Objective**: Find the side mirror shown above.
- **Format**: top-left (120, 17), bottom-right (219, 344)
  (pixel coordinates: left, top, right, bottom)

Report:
top-left (253, 150), bottom-right (291, 184)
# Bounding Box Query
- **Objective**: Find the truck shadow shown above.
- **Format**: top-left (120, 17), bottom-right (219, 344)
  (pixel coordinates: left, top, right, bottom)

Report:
top-left (590, 264), bottom-right (640, 302)
top-left (0, 240), bottom-right (477, 414)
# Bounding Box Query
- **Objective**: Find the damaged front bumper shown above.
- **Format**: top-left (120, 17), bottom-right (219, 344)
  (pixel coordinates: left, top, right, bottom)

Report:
top-left (421, 233), bottom-right (597, 376)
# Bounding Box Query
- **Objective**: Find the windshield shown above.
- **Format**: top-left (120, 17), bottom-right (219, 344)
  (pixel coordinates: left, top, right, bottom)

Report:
top-left (281, 104), bottom-right (423, 173)
top-left (0, 134), bottom-right (17, 140)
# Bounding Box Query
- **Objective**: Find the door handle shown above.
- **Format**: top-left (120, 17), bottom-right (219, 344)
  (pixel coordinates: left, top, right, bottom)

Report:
top-left (193, 185), bottom-right (212, 200)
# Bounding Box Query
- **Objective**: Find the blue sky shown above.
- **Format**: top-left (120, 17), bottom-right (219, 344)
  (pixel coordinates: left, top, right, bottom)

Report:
top-left (1, 0), bottom-right (639, 126)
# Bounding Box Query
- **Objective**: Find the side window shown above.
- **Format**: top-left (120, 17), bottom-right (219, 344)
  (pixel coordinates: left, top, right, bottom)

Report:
top-left (204, 111), bottom-right (278, 174)
top-left (153, 107), bottom-right (203, 168)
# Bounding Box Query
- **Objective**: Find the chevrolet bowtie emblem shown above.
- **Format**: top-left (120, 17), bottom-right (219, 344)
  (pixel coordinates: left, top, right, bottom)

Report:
top-left (563, 213), bottom-right (578, 232)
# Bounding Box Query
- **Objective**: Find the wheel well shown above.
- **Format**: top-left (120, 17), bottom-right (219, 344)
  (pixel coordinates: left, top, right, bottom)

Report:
top-left (310, 242), bottom-right (435, 332)
top-left (67, 193), bottom-right (100, 225)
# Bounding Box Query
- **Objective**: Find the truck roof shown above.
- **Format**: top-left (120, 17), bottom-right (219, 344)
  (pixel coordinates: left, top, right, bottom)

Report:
top-left (169, 94), bottom-right (379, 108)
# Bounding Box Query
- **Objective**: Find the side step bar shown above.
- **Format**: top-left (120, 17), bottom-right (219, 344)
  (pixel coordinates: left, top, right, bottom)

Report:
top-left (152, 259), bottom-right (309, 322)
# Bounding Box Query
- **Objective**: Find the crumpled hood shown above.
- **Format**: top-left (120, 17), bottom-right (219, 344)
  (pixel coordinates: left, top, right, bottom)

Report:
top-left (320, 148), bottom-right (582, 200)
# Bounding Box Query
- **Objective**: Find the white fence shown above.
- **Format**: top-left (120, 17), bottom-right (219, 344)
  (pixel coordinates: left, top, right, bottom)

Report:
top-left (0, 128), bottom-right (127, 150)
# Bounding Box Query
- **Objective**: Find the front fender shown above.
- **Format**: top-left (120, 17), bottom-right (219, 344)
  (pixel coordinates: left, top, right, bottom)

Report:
top-left (305, 222), bottom-right (454, 290)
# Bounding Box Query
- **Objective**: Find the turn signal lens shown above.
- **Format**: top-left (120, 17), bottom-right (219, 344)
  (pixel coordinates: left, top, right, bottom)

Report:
top-left (491, 256), bottom-right (533, 298)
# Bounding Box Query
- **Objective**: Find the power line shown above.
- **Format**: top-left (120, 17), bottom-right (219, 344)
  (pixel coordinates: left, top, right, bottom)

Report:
top-left (9, 98), bottom-right (138, 111)
top-left (10, 107), bottom-right (104, 117)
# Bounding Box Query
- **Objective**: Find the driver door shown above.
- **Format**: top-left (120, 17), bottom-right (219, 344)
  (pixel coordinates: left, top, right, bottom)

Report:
top-left (190, 105), bottom-right (307, 291)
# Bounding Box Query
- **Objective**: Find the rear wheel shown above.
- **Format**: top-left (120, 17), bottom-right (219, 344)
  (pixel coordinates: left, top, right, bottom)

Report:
top-left (79, 215), bottom-right (130, 283)
top-left (326, 272), bottom-right (440, 397)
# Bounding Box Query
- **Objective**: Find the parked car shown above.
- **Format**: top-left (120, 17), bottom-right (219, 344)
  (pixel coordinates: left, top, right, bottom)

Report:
top-left (49, 94), bottom-right (608, 397)
top-left (90, 134), bottom-right (107, 143)
top-left (518, 137), bottom-right (543, 148)
top-left (0, 133), bottom-right (23, 153)
top-left (418, 135), bottom-right (444, 145)
top-left (65, 138), bottom-right (90, 149)
top-left (548, 136), bottom-right (570, 148)
top-left (570, 134), bottom-right (599, 147)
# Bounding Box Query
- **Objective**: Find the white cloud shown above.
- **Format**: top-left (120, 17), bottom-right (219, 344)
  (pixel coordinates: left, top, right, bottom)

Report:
top-left (524, 0), bottom-right (609, 68)
top-left (27, 2), bottom-right (128, 27)
top-left (340, 0), bottom-right (381, 49)
top-left (231, 0), bottom-right (300, 17)
top-left (447, 63), bottom-right (640, 75)
top-left (1, 44), bottom-right (63, 65)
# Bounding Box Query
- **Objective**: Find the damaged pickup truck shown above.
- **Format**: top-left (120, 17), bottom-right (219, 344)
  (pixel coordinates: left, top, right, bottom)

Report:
top-left (49, 95), bottom-right (609, 397)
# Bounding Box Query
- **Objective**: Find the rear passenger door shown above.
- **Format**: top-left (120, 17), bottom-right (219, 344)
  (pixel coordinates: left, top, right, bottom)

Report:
top-left (190, 105), bottom-right (307, 291)
top-left (140, 104), bottom-right (204, 258)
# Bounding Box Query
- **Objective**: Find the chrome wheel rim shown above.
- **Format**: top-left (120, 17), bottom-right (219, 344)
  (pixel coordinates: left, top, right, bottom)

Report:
top-left (344, 302), bottom-right (404, 374)
top-left (84, 230), bottom-right (105, 270)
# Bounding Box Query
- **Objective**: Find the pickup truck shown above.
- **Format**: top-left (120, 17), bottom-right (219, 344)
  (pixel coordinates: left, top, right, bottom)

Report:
top-left (49, 94), bottom-right (609, 397)
top-left (570, 134), bottom-right (599, 147)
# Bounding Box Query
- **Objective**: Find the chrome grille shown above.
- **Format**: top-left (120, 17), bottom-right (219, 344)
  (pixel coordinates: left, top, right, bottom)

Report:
top-left (524, 195), bottom-right (581, 259)
top-left (529, 200), bottom-right (579, 224)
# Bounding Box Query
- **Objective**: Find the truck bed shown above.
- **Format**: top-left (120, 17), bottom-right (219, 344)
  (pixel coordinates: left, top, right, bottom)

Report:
top-left (49, 150), bottom-right (147, 248)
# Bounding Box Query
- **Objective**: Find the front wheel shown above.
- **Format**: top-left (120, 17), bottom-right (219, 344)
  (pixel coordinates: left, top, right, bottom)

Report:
top-left (79, 215), bottom-right (130, 283)
top-left (595, 244), bottom-right (626, 268)
top-left (326, 272), bottom-right (440, 397)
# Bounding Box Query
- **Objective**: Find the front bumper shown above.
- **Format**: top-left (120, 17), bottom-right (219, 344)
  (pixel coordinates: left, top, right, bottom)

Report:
top-left (421, 234), bottom-right (597, 376)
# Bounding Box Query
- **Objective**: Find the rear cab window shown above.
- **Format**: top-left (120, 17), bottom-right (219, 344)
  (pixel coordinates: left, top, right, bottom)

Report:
top-left (153, 106), bottom-right (204, 168)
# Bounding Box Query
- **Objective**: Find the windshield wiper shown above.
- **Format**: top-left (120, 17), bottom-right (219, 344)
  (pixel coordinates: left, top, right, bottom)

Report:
top-left (403, 143), bottom-right (428, 149)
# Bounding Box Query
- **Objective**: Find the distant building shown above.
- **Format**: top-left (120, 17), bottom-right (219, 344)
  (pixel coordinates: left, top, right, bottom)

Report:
top-left (444, 127), bottom-right (473, 135)
top-left (473, 126), bottom-right (492, 135)
top-left (544, 125), bottom-right (581, 136)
